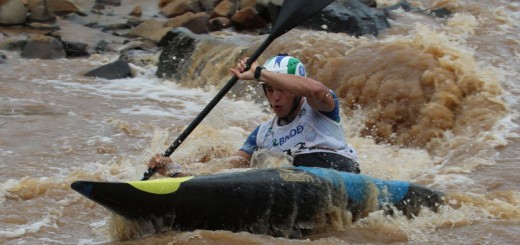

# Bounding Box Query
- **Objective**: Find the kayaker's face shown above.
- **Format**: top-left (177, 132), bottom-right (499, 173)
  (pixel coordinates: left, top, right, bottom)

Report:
top-left (264, 85), bottom-right (296, 118)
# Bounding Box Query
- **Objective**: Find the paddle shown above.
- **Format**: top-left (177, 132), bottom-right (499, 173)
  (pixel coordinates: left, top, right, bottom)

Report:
top-left (142, 0), bottom-right (335, 180)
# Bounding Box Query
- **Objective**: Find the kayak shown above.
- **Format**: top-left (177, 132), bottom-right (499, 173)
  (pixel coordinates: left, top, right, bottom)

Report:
top-left (71, 167), bottom-right (443, 238)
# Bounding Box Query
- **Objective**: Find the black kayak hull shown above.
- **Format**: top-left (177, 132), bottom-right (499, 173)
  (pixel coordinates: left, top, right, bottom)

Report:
top-left (72, 167), bottom-right (443, 237)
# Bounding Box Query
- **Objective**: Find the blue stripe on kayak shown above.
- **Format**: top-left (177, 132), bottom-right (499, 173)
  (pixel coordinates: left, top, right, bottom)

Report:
top-left (296, 167), bottom-right (410, 206)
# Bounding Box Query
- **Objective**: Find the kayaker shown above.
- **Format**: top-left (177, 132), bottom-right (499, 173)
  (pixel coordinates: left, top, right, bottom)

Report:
top-left (149, 54), bottom-right (360, 176)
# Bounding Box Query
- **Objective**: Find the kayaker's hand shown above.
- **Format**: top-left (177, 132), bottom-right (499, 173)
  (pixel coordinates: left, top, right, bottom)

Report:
top-left (230, 57), bottom-right (258, 81)
top-left (148, 153), bottom-right (173, 176)
top-left (227, 150), bottom-right (252, 168)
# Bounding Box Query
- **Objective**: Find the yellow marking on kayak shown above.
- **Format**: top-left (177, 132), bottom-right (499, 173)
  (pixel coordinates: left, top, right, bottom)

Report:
top-left (128, 176), bottom-right (194, 195)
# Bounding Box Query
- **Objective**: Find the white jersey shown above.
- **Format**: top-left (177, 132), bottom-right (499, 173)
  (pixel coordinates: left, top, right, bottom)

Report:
top-left (240, 93), bottom-right (357, 161)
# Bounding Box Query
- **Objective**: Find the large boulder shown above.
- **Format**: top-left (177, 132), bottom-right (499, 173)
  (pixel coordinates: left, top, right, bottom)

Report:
top-left (156, 27), bottom-right (202, 79)
top-left (156, 27), bottom-right (257, 98)
top-left (0, 0), bottom-right (28, 25)
top-left (258, 0), bottom-right (390, 36)
top-left (301, 0), bottom-right (389, 36)
top-left (20, 35), bottom-right (66, 59)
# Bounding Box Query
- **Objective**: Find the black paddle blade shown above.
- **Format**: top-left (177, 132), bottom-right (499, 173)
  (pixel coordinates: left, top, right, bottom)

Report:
top-left (270, 0), bottom-right (335, 39)
top-left (141, 167), bottom-right (156, 180)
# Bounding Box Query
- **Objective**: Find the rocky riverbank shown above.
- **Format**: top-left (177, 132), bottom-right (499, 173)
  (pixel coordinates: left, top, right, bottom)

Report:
top-left (0, 0), bottom-right (450, 79)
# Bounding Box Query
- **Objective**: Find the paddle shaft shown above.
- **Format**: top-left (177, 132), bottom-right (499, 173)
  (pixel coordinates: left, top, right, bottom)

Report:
top-left (142, 0), bottom-right (335, 180)
top-left (166, 40), bottom-right (271, 156)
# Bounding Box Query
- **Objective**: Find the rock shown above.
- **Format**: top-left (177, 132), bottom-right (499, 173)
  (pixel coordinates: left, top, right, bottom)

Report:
top-left (0, 51), bottom-right (7, 64)
top-left (383, 0), bottom-right (418, 12)
top-left (20, 35), bottom-right (66, 59)
top-left (254, 0), bottom-right (286, 23)
top-left (62, 12), bottom-right (90, 25)
top-left (231, 6), bottom-right (267, 29)
top-left (0, 35), bottom-right (27, 50)
top-left (90, 2), bottom-right (105, 14)
top-left (158, 0), bottom-right (173, 8)
top-left (209, 17), bottom-right (232, 31)
top-left (301, 0), bottom-right (390, 36)
top-left (26, 22), bottom-right (61, 30)
top-left (383, 0), bottom-right (452, 19)
top-left (129, 5), bottom-right (142, 17)
top-left (360, 0), bottom-right (377, 8)
top-left (199, 0), bottom-right (220, 12)
top-left (256, 0), bottom-right (283, 7)
top-left (430, 8), bottom-right (452, 19)
top-left (96, 0), bottom-right (121, 6)
top-left (112, 39), bottom-right (159, 53)
top-left (28, 6), bottom-right (57, 23)
top-left (84, 59), bottom-right (132, 79)
top-left (238, 0), bottom-right (256, 10)
top-left (98, 40), bottom-right (143, 53)
top-left (61, 41), bottom-right (90, 57)
top-left (127, 19), bottom-right (171, 43)
top-left (127, 19), bottom-right (164, 37)
top-left (258, 0), bottom-right (389, 36)
top-left (0, 0), bottom-right (28, 25)
top-left (160, 0), bottom-right (201, 18)
top-left (127, 17), bottom-right (143, 27)
top-left (212, 0), bottom-right (235, 18)
top-left (182, 12), bottom-right (210, 34)
top-left (94, 39), bottom-right (109, 53)
top-left (165, 12), bottom-right (210, 34)
top-left (101, 23), bottom-right (132, 32)
top-left (165, 12), bottom-right (192, 27)
top-left (156, 27), bottom-right (202, 79)
top-left (26, 0), bottom-right (88, 16)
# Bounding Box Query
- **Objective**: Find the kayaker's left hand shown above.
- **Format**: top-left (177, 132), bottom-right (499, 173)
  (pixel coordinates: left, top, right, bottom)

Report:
top-left (148, 153), bottom-right (173, 176)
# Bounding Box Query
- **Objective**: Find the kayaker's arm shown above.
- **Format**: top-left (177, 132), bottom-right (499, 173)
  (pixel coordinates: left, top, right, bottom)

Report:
top-left (147, 150), bottom-right (251, 177)
top-left (228, 150), bottom-right (252, 168)
top-left (231, 57), bottom-right (335, 112)
top-left (258, 70), bottom-right (335, 112)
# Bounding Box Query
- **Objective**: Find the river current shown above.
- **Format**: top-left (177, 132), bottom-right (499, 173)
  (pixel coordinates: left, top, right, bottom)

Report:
top-left (1, 0), bottom-right (519, 244)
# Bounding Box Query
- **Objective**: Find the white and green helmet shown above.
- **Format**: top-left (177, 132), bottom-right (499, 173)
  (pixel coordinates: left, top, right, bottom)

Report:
top-left (261, 54), bottom-right (305, 118)
top-left (263, 54), bottom-right (306, 77)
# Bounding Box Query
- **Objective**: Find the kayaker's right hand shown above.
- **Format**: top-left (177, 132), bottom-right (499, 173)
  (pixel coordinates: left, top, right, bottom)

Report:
top-left (148, 153), bottom-right (173, 176)
top-left (230, 57), bottom-right (259, 81)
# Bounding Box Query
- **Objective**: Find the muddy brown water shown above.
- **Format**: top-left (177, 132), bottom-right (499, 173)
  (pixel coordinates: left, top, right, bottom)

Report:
top-left (1, 0), bottom-right (519, 244)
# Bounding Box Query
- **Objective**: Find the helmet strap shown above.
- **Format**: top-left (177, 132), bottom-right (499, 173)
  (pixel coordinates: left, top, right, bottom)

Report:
top-left (280, 96), bottom-right (302, 123)
top-left (262, 84), bottom-right (272, 108)
top-left (262, 84), bottom-right (302, 123)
